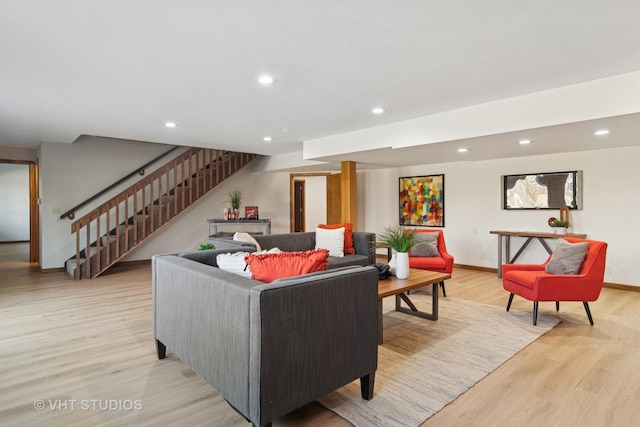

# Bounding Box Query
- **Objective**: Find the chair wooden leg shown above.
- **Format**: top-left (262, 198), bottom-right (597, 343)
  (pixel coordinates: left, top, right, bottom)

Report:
top-left (506, 293), bottom-right (514, 312)
top-left (439, 281), bottom-right (446, 298)
top-left (556, 301), bottom-right (560, 311)
top-left (533, 301), bottom-right (538, 325)
top-left (583, 302), bottom-right (594, 325)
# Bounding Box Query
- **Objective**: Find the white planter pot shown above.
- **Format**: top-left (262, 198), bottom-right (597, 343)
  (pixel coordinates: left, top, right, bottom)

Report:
top-left (395, 252), bottom-right (410, 279)
top-left (388, 253), bottom-right (397, 276)
top-left (554, 227), bottom-right (567, 235)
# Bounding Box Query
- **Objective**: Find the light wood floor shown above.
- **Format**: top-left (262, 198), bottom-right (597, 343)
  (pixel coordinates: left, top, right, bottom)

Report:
top-left (2, 242), bottom-right (639, 426)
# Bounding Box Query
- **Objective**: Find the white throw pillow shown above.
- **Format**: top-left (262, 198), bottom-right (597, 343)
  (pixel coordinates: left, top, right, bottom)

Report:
top-left (315, 227), bottom-right (345, 257)
top-left (217, 248), bottom-right (282, 278)
top-left (233, 232), bottom-right (262, 251)
top-left (217, 252), bottom-right (253, 278)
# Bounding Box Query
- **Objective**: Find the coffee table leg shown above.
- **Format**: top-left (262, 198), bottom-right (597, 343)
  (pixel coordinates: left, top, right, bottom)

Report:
top-left (394, 283), bottom-right (439, 321)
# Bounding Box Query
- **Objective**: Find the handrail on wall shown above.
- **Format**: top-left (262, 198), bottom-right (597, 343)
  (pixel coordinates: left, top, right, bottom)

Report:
top-left (60, 146), bottom-right (180, 220)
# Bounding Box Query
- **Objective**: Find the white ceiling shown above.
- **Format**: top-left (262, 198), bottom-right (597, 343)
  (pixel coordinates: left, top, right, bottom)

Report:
top-left (2, 1), bottom-right (640, 168)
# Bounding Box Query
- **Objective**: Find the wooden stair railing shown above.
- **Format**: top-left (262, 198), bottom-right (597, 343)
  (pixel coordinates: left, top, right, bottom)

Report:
top-left (68, 148), bottom-right (257, 279)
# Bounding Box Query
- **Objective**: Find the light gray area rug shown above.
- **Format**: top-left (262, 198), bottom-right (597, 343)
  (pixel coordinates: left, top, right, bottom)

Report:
top-left (318, 294), bottom-right (560, 427)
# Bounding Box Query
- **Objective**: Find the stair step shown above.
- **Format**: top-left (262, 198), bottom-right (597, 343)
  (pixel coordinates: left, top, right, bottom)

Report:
top-left (65, 258), bottom-right (86, 277)
top-left (101, 235), bottom-right (116, 246)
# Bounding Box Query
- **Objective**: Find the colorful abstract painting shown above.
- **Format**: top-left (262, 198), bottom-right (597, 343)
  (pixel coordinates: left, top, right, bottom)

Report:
top-left (399, 175), bottom-right (445, 227)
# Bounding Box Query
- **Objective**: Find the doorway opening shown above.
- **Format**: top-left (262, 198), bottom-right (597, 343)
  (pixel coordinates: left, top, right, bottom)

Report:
top-left (289, 173), bottom-right (334, 232)
top-left (0, 159), bottom-right (39, 264)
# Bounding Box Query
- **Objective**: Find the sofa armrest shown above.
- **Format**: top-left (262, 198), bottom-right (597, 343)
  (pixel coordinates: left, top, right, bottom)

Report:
top-left (352, 232), bottom-right (376, 265)
top-left (152, 255), bottom-right (257, 417)
top-left (248, 266), bottom-right (379, 425)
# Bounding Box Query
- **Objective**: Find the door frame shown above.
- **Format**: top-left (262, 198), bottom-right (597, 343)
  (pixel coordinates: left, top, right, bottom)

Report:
top-left (289, 173), bottom-right (331, 232)
top-left (0, 159), bottom-right (39, 264)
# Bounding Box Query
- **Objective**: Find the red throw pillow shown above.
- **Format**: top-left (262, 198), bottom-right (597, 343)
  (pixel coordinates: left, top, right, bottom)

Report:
top-left (244, 249), bottom-right (329, 283)
top-left (318, 223), bottom-right (355, 254)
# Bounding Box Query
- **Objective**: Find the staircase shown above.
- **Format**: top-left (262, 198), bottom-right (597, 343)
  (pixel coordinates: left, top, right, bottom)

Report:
top-left (66, 147), bottom-right (257, 279)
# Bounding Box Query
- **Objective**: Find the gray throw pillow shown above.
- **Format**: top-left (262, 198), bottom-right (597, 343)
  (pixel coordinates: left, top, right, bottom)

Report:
top-left (545, 240), bottom-right (589, 275)
top-left (410, 233), bottom-right (440, 257)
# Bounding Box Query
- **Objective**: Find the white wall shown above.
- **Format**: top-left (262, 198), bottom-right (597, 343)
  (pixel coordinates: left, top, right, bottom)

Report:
top-left (303, 176), bottom-right (327, 231)
top-left (358, 146), bottom-right (640, 287)
top-left (0, 163), bottom-right (30, 241)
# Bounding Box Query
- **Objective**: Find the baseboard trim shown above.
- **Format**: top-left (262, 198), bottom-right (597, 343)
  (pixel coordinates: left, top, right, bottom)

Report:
top-left (454, 264), bottom-right (639, 292)
top-left (603, 282), bottom-right (640, 292)
top-left (454, 263), bottom-right (497, 273)
top-left (40, 267), bottom-right (65, 273)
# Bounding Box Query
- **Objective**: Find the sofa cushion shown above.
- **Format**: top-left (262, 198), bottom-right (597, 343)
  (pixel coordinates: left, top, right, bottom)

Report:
top-left (545, 240), bottom-right (589, 275)
top-left (217, 251), bottom-right (254, 278)
top-left (217, 248), bottom-right (282, 278)
top-left (503, 270), bottom-right (547, 289)
top-left (315, 227), bottom-right (345, 257)
top-left (327, 254), bottom-right (369, 269)
top-left (408, 256), bottom-right (447, 271)
top-left (245, 249), bottom-right (329, 283)
top-left (318, 223), bottom-right (355, 254)
top-left (234, 232), bottom-right (262, 251)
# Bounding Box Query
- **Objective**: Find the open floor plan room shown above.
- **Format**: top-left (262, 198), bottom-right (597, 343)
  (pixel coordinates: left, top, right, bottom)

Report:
top-left (2, 242), bottom-right (639, 426)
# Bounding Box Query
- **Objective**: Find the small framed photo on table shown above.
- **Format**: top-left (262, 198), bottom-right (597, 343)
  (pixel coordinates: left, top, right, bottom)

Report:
top-left (245, 206), bottom-right (259, 219)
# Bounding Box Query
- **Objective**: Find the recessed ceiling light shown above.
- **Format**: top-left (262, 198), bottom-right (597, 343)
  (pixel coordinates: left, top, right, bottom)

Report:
top-left (518, 139), bottom-right (532, 145)
top-left (371, 107), bottom-right (385, 114)
top-left (165, 122), bottom-right (177, 128)
top-left (594, 129), bottom-right (610, 136)
top-left (258, 75), bottom-right (275, 85)
top-left (263, 136), bottom-right (272, 142)
top-left (457, 148), bottom-right (469, 153)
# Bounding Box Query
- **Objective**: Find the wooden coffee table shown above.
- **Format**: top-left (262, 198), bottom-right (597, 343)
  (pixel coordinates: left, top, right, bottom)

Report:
top-left (378, 269), bottom-right (451, 344)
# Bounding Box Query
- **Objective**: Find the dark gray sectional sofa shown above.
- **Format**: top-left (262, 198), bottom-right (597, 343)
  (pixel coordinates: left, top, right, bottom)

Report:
top-left (152, 248), bottom-right (379, 427)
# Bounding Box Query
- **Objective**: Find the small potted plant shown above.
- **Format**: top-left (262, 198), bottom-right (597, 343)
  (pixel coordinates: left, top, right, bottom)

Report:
top-left (378, 225), bottom-right (419, 279)
top-left (198, 241), bottom-right (215, 251)
top-left (226, 189), bottom-right (242, 219)
top-left (550, 219), bottom-right (569, 234)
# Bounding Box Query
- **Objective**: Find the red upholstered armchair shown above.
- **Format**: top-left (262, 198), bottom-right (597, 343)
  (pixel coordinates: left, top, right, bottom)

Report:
top-left (408, 229), bottom-right (454, 297)
top-left (502, 237), bottom-right (608, 325)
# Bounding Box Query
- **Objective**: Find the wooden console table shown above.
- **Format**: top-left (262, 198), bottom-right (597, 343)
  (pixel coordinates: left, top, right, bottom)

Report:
top-left (490, 230), bottom-right (587, 278)
top-left (207, 218), bottom-right (271, 237)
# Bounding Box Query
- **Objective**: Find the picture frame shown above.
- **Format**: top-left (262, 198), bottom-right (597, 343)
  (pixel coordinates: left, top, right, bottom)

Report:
top-left (502, 170), bottom-right (581, 210)
top-left (244, 206), bottom-right (259, 219)
top-left (399, 174), bottom-right (445, 227)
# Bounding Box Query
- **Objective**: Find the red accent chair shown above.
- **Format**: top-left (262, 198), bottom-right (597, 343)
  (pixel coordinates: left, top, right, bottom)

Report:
top-left (502, 237), bottom-right (607, 325)
top-left (408, 229), bottom-right (454, 297)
